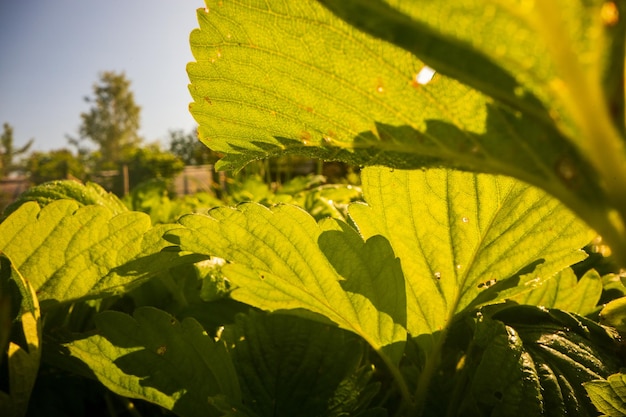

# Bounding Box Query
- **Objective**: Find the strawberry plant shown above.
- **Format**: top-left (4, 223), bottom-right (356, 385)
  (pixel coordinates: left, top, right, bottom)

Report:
top-left (3, 1), bottom-right (626, 416)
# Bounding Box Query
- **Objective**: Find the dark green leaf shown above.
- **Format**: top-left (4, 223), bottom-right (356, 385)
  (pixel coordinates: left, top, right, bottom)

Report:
top-left (433, 305), bottom-right (622, 417)
top-left (66, 307), bottom-right (243, 417)
top-left (222, 311), bottom-right (379, 417)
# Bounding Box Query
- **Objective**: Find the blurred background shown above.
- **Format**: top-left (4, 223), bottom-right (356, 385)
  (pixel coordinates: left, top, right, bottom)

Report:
top-left (0, 1), bottom-right (359, 217)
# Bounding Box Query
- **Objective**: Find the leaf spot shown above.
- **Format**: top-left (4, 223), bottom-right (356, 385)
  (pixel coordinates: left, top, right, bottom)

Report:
top-left (556, 157), bottom-right (576, 182)
top-left (434, 271), bottom-right (441, 280)
top-left (462, 217), bottom-right (469, 223)
top-left (477, 278), bottom-right (497, 289)
top-left (601, 2), bottom-right (619, 26)
top-left (156, 345), bottom-right (167, 355)
top-left (414, 66), bottom-right (436, 85)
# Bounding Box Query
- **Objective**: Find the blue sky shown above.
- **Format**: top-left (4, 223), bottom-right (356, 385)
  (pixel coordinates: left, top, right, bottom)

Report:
top-left (0, 0), bottom-right (204, 152)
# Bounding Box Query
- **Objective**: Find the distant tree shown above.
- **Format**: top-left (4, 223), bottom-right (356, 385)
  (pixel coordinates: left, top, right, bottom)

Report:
top-left (26, 149), bottom-right (85, 184)
top-left (168, 128), bottom-right (220, 166)
top-left (69, 71), bottom-right (142, 169)
top-left (127, 143), bottom-right (185, 185)
top-left (1, 123), bottom-right (33, 178)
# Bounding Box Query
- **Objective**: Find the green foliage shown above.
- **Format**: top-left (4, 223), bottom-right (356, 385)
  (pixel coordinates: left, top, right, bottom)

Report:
top-left (221, 311), bottom-right (381, 417)
top-left (168, 128), bottom-right (220, 166)
top-left (4, 1), bottom-right (626, 416)
top-left (0, 255), bottom-right (40, 417)
top-left (125, 143), bottom-right (185, 186)
top-left (2, 179), bottom-right (127, 219)
top-left (0, 192), bottom-right (205, 306)
top-left (187, 0), bottom-right (626, 266)
top-left (25, 149), bottom-right (86, 185)
top-left (70, 71), bottom-right (142, 169)
top-left (167, 167), bottom-right (601, 413)
top-left (585, 372), bottom-right (626, 416)
top-left (435, 305), bottom-right (622, 417)
top-left (66, 307), bottom-right (242, 417)
top-left (511, 268), bottom-right (604, 316)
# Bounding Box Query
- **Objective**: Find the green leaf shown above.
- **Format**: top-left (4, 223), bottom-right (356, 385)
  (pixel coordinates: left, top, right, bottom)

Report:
top-left (510, 268), bottom-right (603, 315)
top-left (65, 307), bottom-right (242, 417)
top-left (222, 311), bottom-right (379, 417)
top-left (435, 305), bottom-right (622, 417)
top-left (188, 0), bottom-right (626, 265)
top-left (0, 255), bottom-right (41, 417)
top-left (316, 1), bottom-right (624, 137)
top-left (599, 295), bottom-right (626, 333)
top-left (349, 167), bottom-right (593, 340)
top-left (2, 180), bottom-right (128, 218)
top-left (0, 200), bottom-right (205, 305)
top-left (167, 203), bottom-right (408, 360)
top-left (585, 372), bottom-right (626, 416)
top-left (493, 306), bottom-right (621, 417)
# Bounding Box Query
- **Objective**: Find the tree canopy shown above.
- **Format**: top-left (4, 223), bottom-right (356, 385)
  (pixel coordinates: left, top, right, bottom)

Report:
top-left (71, 71), bottom-right (142, 169)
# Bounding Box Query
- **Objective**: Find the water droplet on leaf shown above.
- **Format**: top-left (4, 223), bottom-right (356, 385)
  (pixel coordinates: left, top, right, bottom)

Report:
top-left (415, 66), bottom-right (436, 85)
top-left (556, 157), bottom-right (576, 182)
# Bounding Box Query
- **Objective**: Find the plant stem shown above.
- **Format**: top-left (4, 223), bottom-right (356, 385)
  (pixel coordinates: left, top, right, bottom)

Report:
top-left (534, 1), bottom-right (626, 265)
top-left (413, 332), bottom-right (447, 416)
top-left (376, 348), bottom-right (415, 412)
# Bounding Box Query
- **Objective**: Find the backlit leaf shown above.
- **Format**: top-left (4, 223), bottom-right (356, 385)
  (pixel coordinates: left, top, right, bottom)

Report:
top-left (2, 180), bottom-right (127, 218)
top-left (0, 201), bottom-right (205, 305)
top-left (599, 295), bottom-right (626, 333)
top-left (349, 167), bottom-right (593, 340)
top-left (167, 203), bottom-right (407, 360)
top-left (188, 0), bottom-right (626, 264)
top-left (511, 268), bottom-right (603, 315)
top-left (585, 372), bottom-right (626, 416)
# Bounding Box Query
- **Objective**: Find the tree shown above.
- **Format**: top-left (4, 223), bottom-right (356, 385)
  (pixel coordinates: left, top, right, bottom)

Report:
top-left (0, 123), bottom-right (33, 178)
top-left (168, 128), bottom-right (220, 165)
top-left (70, 72), bottom-right (142, 169)
top-left (126, 143), bottom-right (185, 188)
top-left (26, 149), bottom-right (85, 184)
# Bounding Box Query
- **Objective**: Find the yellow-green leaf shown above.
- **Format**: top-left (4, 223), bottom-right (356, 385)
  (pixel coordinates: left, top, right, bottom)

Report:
top-left (349, 167), bottom-right (593, 340)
